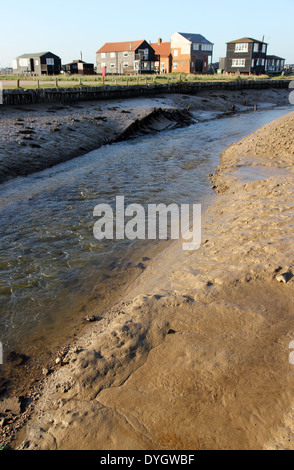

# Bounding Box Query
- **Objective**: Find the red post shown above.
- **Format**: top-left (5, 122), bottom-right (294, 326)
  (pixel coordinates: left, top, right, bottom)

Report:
top-left (102, 66), bottom-right (107, 84)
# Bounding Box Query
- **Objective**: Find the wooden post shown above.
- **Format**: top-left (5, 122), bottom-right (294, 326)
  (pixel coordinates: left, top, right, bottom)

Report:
top-left (17, 79), bottom-right (20, 88)
top-left (37, 80), bottom-right (40, 88)
top-left (56, 78), bottom-right (58, 87)
top-left (254, 104), bottom-right (258, 111)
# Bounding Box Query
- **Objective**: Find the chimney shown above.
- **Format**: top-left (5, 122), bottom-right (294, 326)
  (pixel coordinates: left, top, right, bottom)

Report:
top-left (158, 38), bottom-right (162, 45)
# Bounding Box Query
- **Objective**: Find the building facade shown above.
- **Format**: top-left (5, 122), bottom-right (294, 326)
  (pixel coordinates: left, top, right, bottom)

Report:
top-left (266, 55), bottom-right (285, 74)
top-left (65, 60), bottom-right (94, 75)
top-left (170, 32), bottom-right (214, 73)
top-left (225, 38), bottom-right (268, 74)
top-left (12, 52), bottom-right (62, 75)
top-left (151, 39), bottom-right (172, 74)
top-left (96, 40), bottom-right (156, 74)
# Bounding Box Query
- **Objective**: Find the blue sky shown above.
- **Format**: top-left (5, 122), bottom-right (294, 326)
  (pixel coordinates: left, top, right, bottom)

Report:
top-left (0, 0), bottom-right (293, 67)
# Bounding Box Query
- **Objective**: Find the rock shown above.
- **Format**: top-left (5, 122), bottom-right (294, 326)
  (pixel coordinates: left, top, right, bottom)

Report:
top-left (42, 368), bottom-right (50, 376)
top-left (0, 417), bottom-right (7, 428)
top-left (55, 357), bottom-right (62, 365)
top-left (276, 272), bottom-right (292, 284)
top-left (84, 315), bottom-right (96, 323)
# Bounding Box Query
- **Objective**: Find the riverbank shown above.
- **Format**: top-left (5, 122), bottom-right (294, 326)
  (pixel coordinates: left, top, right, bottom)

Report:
top-left (6, 109), bottom-right (293, 450)
top-left (0, 87), bottom-right (290, 184)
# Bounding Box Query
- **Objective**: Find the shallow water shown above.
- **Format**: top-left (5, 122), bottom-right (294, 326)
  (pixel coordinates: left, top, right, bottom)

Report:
top-left (231, 164), bottom-right (289, 184)
top-left (0, 106), bottom-right (292, 366)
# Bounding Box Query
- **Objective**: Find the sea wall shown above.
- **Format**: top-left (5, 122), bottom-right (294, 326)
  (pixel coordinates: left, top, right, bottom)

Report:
top-left (2, 79), bottom-right (291, 106)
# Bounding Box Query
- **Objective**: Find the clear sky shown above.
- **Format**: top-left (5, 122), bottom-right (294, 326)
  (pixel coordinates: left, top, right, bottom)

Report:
top-left (0, 0), bottom-right (293, 68)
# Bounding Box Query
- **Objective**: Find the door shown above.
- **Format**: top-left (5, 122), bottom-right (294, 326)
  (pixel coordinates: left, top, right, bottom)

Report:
top-left (203, 56), bottom-right (208, 73)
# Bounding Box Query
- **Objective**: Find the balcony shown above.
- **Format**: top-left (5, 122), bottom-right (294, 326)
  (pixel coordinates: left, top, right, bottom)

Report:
top-left (135, 54), bottom-right (149, 61)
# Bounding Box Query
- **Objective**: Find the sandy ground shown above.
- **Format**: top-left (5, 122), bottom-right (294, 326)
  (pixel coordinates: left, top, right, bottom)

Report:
top-left (6, 107), bottom-right (293, 450)
top-left (0, 88), bottom-right (290, 184)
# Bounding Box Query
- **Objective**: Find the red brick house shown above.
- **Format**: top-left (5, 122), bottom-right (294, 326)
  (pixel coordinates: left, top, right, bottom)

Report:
top-left (170, 32), bottom-right (214, 73)
top-left (151, 39), bottom-right (172, 74)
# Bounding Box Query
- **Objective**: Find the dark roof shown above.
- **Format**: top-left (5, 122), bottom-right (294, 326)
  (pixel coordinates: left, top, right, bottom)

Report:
top-left (17, 52), bottom-right (60, 59)
top-left (177, 33), bottom-right (213, 45)
top-left (66, 60), bottom-right (94, 66)
top-left (227, 37), bottom-right (268, 45)
top-left (266, 55), bottom-right (285, 60)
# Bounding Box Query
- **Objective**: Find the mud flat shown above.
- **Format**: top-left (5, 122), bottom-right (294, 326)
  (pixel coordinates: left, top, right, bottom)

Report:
top-left (4, 108), bottom-right (292, 450)
top-left (0, 87), bottom-right (290, 185)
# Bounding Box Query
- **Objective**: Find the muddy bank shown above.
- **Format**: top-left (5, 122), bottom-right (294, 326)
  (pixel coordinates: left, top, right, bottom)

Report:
top-left (0, 88), bottom-right (290, 185)
top-left (4, 110), bottom-right (293, 450)
top-left (0, 100), bottom-right (192, 185)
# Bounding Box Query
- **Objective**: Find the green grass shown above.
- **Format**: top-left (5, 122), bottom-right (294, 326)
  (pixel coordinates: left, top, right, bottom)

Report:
top-left (0, 72), bottom-right (292, 91)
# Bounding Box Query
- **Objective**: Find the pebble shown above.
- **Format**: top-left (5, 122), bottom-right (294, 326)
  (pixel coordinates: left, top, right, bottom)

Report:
top-left (55, 357), bottom-right (62, 365)
top-left (276, 273), bottom-right (290, 283)
top-left (84, 315), bottom-right (96, 323)
top-left (0, 418), bottom-right (7, 428)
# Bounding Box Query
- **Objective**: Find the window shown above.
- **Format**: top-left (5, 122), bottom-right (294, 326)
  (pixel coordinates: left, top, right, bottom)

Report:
top-left (110, 52), bottom-right (115, 58)
top-left (193, 44), bottom-right (199, 51)
top-left (235, 43), bottom-right (248, 53)
top-left (262, 44), bottom-right (266, 53)
top-left (101, 53), bottom-right (106, 58)
top-left (134, 61), bottom-right (139, 70)
top-left (174, 50), bottom-right (178, 57)
top-left (253, 44), bottom-right (259, 53)
top-left (110, 63), bottom-right (115, 68)
top-left (202, 44), bottom-right (213, 51)
top-left (123, 52), bottom-right (129, 57)
top-left (144, 49), bottom-right (149, 56)
top-left (46, 58), bottom-right (54, 66)
top-left (101, 62), bottom-right (106, 68)
top-left (173, 63), bottom-right (178, 69)
top-left (19, 58), bottom-right (29, 67)
top-left (123, 62), bottom-right (129, 67)
top-left (35, 60), bottom-right (39, 66)
top-left (138, 49), bottom-right (149, 60)
top-left (232, 59), bottom-right (246, 67)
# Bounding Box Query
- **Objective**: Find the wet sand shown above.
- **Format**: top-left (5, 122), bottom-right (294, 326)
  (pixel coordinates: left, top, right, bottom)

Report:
top-left (5, 108), bottom-right (293, 450)
top-left (0, 87), bottom-right (290, 184)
